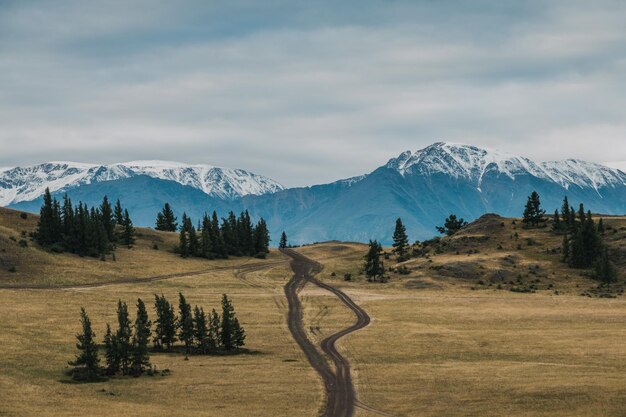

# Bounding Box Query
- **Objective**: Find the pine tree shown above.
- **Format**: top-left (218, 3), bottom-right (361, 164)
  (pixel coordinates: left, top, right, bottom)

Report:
top-left (220, 294), bottom-right (237, 351)
top-left (193, 306), bottom-right (210, 354)
top-left (522, 191), bottom-right (546, 226)
top-left (561, 196), bottom-right (571, 230)
top-left (36, 188), bottom-right (56, 246)
top-left (178, 293), bottom-right (194, 354)
top-left (364, 240), bottom-right (385, 282)
top-left (115, 300), bottom-right (132, 375)
top-left (552, 209), bottom-right (562, 232)
top-left (598, 218), bottom-right (605, 234)
top-left (208, 308), bottom-right (221, 351)
top-left (436, 214), bottom-right (467, 236)
top-left (253, 218), bottom-right (270, 255)
top-left (279, 231), bottom-right (288, 249)
top-left (153, 294), bottom-right (177, 350)
top-left (392, 218), bottom-right (409, 260)
top-left (120, 209), bottom-right (135, 248)
top-left (103, 323), bottom-right (120, 375)
top-left (155, 203), bottom-right (178, 232)
top-left (114, 199), bottom-right (124, 225)
top-left (130, 298), bottom-right (151, 375)
top-left (100, 196), bottom-right (115, 243)
top-left (68, 308), bottom-right (101, 381)
top-left (212, 211), bottom-right (228, 259)
top-left (595, 247), bottom-right (617, 287)
top-left (232, 317), bottom-right (246, 350)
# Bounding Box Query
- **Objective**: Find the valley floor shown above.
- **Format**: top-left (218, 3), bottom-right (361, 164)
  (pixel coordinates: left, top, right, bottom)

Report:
top-left (0, 242), bottom-right (625, 416)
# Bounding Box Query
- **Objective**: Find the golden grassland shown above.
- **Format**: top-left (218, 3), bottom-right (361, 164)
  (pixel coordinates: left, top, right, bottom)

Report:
top-left (0, 207), bottom-right (277, 286)
top-left (0, 208), bottom-right (625, 416)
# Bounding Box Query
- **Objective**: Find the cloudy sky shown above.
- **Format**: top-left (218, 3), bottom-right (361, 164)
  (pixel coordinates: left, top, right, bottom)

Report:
top-left (1, 0), bottom-right (625, 186)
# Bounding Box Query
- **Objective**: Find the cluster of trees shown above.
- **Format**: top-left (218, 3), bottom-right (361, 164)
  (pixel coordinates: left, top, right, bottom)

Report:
top-left (36, 188), bottom-right (135, 257)
top-left (554, 197), bottom-right (616, 284)
top-left (69, 293), bottom-right (246, 382)
top-left (516, 191), bottom-right (618, 286)
top-left (436, 214), bottom-right (468, 236)
top-left (154, 204), bottom-right (270, 258)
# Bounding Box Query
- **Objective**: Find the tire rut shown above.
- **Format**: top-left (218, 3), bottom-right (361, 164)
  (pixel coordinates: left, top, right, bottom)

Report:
top-left (282, 248), bottom-right (372, 417)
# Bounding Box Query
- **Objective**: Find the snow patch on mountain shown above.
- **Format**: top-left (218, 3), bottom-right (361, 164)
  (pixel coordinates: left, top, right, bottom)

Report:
top-left (386, 142), bottom-right (626, 191)
top-left (0, 161), bottom-right (284, 206)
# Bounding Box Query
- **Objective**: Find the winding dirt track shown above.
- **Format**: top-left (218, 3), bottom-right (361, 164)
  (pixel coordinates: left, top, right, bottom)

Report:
top-left (282, 248), bottom-right (371, 417)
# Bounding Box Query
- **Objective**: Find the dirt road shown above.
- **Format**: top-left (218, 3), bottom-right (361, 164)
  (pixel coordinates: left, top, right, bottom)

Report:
top-left (282, 248), bottom-right (370, 417)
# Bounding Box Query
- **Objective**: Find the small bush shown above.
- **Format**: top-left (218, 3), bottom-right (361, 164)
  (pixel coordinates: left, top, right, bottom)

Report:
top-left (18, 239), bottom-right (28, 248)
top-left (396, 266), bottom-right (410, 275)
top-left (254, 252), bottom-right (268, 259)
top-left (152, 243), bottom-right (159, 250)
top-left (19, 212), bottom-right (28, 219)
top-left (344, 273), bottom-right (352, 281)
top-left (330, 272), bottom-right (336, 277)
top-left (8, 266), bottom-right (16, 273)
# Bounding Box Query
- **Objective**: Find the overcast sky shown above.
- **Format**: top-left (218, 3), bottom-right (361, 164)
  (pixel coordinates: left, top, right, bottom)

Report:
top-left (1, 0), bottom-right (625, 186)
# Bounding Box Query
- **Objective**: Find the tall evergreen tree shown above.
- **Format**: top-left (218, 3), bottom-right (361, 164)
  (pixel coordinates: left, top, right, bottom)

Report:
top-left (522, 191), bottom-right (546, 226)
top-left (115, 300), bottom-right (133, 375)
top-left (193, 306), bottom-right (210, 354)
top-left (68, 308), bottom-right (101, 381)
top-left (595, 247), bottom-right (617, 287)
top-left (114, 199), bottom-right (124, 225)
top-left (279, 231), bottom-right (288, 249)
top-left (178, 293), bottom-right (194, 354)
top-left (364, 240), bottom-right (385, 282)
top-left (103, 323), bottom-right (120, 375)
top-left (130, 298), bottom-right (151, 375)
top-left (552, 209), bottom-right (562, 232)
top-left (220, 294), bottom-right (240, 351)
top-left (253, 218), bottom-right (270, 254)
top-left (597, 218), bottom-right (605, 234)
top-left (36, 188), bottom-right (56, 246)
top-left (208, 308), bottom-right (221, 351)
top-left (392, 218), bottom-right (409, 260)
top-left (120, 209), bottom-right (135, 248)
top-left (100, 195), bottom-right (115, 243)
top-left (155, 203), bottom-right (178, 232)
top-left (153, 294), bottom-right (177, 350)
top-left (179, 213), bottom-right (190, 258)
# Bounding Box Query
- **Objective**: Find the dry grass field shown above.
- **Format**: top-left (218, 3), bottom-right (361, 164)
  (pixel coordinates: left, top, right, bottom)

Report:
top-left (0, 208), bottom-right (625, 416)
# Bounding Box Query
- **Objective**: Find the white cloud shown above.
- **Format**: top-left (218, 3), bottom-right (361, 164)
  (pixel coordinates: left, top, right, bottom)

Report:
top-left (1, 1), bottom-right (625, 186)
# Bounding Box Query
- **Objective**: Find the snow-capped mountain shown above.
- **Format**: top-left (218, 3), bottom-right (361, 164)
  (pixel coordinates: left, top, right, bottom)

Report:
top-left (0, 160), bottom-right (284, 206)
top-left (386, 142), bottom-right (626, 192)
top-left (5, 142), bottom-right (626, 245)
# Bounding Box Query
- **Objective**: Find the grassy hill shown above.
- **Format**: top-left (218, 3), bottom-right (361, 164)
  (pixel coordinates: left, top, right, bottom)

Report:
top-left (0, 206), bottom-right (277, 287)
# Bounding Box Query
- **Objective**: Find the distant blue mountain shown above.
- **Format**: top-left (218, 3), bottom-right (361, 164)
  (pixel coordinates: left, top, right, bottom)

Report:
top-left (7, 143), bottom-right (626, 245)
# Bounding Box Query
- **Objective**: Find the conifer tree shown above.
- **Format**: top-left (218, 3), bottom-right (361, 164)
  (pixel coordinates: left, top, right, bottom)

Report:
top-left (598, 218), bottom-right (605, 234)
top-left (115, 300), bottom-right (132, 375)
top-left (253, 218), bottom-right (270, 254)
top-left (179, 216), bottom-right (189, 258)
top-left (522, 191), bottom-right (546, 226)
top-left (364, 240), bottom-right (385, 282)
top-left (552, 209), bottom-right (561, 232)
top-left (561, 233), bottom-right (570, 262)
top-left (220, 294), bottom-right (239, 351)
top-left (279, 231), bottom-right (288, 249)
top-left (68, 308), bottom-right (101, 381)
top-left (232, 317), bottom-right (246, 350)
top-left (193, 306), bottom-right (210, 354)
top-left (103, 323), bottom-right (120, 375)
top-left (436, 214), bottom-right (467, 236)
top-left (178, 293), bottom-right (194, 354)
top-left (392, 218), bottom-right (409, 260)
top-left (120, 209), bottom-right (135, 248)
top-left (154, 294), bottom-right (177, 349)
top-left (36, 188), bottom-right (56, 246)
top-left (208, 308), bottom-right (221, 351)
top-left (130, 298), bottom-right (151, 375)
top-left (100, 196), bottom-right (115, 243)
top-left (595, 247), bottom-right (617, 287)
top-left (114, 199), bottom-right (124, 225)
top-left (212, 211), bottom-right (228, 259)
top-left (155, 203), bottom-right (178, 232)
